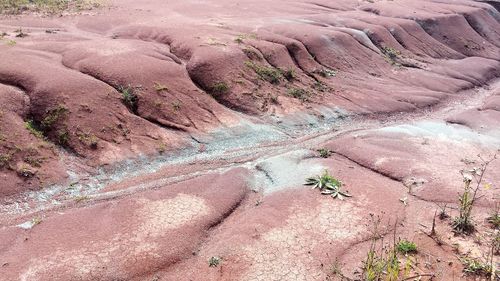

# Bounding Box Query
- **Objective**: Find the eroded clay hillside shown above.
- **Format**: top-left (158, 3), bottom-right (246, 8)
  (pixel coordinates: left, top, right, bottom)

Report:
top-left (0, 0), bottom-right (499, 280)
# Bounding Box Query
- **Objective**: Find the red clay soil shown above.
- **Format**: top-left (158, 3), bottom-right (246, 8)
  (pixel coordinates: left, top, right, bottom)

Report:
top-left (0, 168), bottom-right (250, 280)
top-left (0, 0), bottom-right (499, 196)
top-left (0, 0), bottom-right (499, 280)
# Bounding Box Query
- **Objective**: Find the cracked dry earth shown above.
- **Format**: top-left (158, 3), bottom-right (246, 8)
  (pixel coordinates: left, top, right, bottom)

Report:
top-left (0, 0), bottom-right (500, 280)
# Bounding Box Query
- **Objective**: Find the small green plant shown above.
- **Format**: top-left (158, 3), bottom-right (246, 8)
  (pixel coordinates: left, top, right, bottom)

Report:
top-left (282, 68), bottom-right (296, 81)
top-left (153, 82), bottom-right (168, 92)
top-left (330, 260), bottom-right (348, 280)
top-left (315, 68), bottom-right (337, 78)
top-left (157, 142), bottom-right (166, 154)
top-left (31, 217), bottom-right (42, 226)
top-left (25, 120), bottom-right (44, 139)
top-left (16, 163), bottom-right (35, 178)
top-left (488, 213), bottom-right (500, 230)
top-left (153, 100), bottom-right (163, 109)
top-left (6, 39), bottom-right (16, 46)
top-left (233, 33), bottom-right (256, 44)
top-left (312, 81), bottom-right (329, 92)
top-left (438, 203), bottom-right (450, 220)
top-left (487, 204), bottom-right (499, 229)
top-left (452, 154), bottom-right (497, 234)
top-left (381, 46), bottom-right (401, 66)
top-left (396, 240), bottom-right (417, 254)
top-left (304, 170), bottom-right (351, 200)
top-left (74, 195), bottom-right (90, 203)
top-left (57, 129), bottom-right (69, 146)
top-left (119, 85), bottom-right (138, 113)
top-left (242, 48), bottom-right (261, 61)
top-left (269, 94), bottom-right (278, 104)
top-left (210, 81), bottom-right (229, 96)
top-left (77, 132), bottom-right (98, 149)
top-left (234, 36), bottom-right (244, 44)
top-left (460, 257), bottom-right (494, 276)
top-left (244, 61), bottom-right (282, 84)
top-left (364, 245), bottom-right (400, 281)
top-left (0, 153), bottom-right (12, 168)
top-left (24, 155), bottom-right (43, 167)
top-left (171, 101), bottom-right (181, 111)
top-left (208, 256), bottom-right (222, 267)
top-left (41, 104), bottom-right (68, 129)
top-left (287, 88), bottom-right (310, 102)
top-left (14, 28), bottom-right (28, 38)
top-left (361, 217), bottom-right (433, 281)
top-left (317, 148), bottom-right (331, 158)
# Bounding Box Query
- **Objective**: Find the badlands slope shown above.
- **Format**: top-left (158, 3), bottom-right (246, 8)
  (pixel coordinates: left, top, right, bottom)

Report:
top-left (0, 0), bottom-right (499, 280)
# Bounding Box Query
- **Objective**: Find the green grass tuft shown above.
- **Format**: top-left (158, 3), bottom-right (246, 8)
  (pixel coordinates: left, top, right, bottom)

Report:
top-left (245, 61), bottom-right (282, 84)
top-left (25, 120), bottom-right (44, 139)
top-left (210, 81), bottom-right (229, 96)
top-left (287, 88), bottom-right (310, 102)
top-left (396, 240), bottom-right (417, 254)
top-left (119, 85), bottom-right (139, 113)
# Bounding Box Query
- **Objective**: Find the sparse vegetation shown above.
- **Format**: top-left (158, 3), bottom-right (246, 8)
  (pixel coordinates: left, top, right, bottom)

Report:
top-left (24, 154), bottom-right (44, 167)
top-left (282, 68), bottom-right (296, 81)
top-left (210, 81), bottom-right (229, 96)
top-left (6, 39), bottom-right (16, 46)
top-left (437, 203), bottom-right (450, 220)
top-left (171, 101), bottom-right (181, 111)
top-left (157, 142), bottom-right (166, 154)
top-left (488, 214), bottom-right (500, 230)
top-left (0, 153), bottom-right (12, 168)
top-left (74, 195), bottom-right (90, 203)
top-left (304, 170), bottom-right (351, 200)
top-left (315, 68), bottom-right (337, 78)
top-left (208, 256), bottom-right (222, 267)
top-left (312, 81), bottom-right (328, 92)
top-left (245, 61), bottom-right (282, 84)
top-left (487, 204), bottom-right (499, 229)
top-left (460, 257), bottom-right (495, 277)
top-left (242, 48), bottom-right (261, 61)
top-left (269, 94), bottom-right (278, 104)
top-left (233, 33), bottom-right (256, 44)
top-left (452, 154), bottom-right (497, 234)
top-left (381, 46), bottom-right (401, 66)
top-left (31, 216), bottom-right (42, 226)
top-left (206, 37), bottom-right (227, 46)
top-left (77, 132), bottom-right (98, 149)
top-left (42, 104), bottom-right (68, 130)
top-left (153, 100), bottom-right (163, 109)
top-left (317, 148), bottom-right (331, 158)
top-left (361, 217), bottom-right (401, 281)
top-left (119, 85), bottom-right (139, 113)
top-left (350, 217), bottom-right (435, 281)
top-left (14, 28), bottom-right (28, 38)
top-left (153, 82), bottom-right (169, 92)
top-left (0, 0), bottom-right (101, 15)
top-left (57, 129), bottom-right (69, 146)
top-left (396, 240), bottom-right (417, 254)
top-left (16, 163), bottom-right (35, 178)
top-left (234, 35), bottom-right (244, 44)
top-left (363, 243), bottom-right (400, 281)
top-left (25, 120), bottom-right (44, 139)
top-left (287, 88), bottom-right (310, 102)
